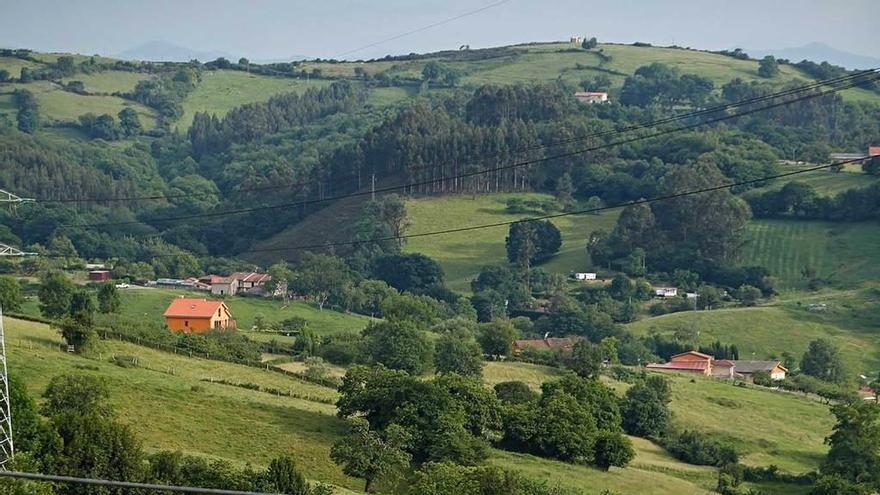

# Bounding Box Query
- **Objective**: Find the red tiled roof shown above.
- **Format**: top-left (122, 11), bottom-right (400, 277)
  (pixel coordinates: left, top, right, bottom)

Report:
top-left (163, 298), bottom-right (226, 318)
top-left (199, 275), bottom-right (225, 284)
top-left (671, 350), bottom-right (714, 360)
top-left (714, 359), bottom-right (735, 367)
top-left (869, 145), bottom-right (880, 157)
top-left (647, 361), bottom-right (709, 371)
top-left (230, 272), bottom-right (272, 284)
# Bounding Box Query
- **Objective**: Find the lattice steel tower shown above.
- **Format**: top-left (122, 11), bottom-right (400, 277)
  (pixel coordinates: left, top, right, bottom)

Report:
top-left (0, 304), bottom-right (12, 467)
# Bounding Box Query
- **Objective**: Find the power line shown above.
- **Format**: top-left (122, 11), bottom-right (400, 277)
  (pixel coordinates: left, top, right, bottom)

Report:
top-left (231, 155), bottom-right (875, 257)
top-left (332, 0), bottom-right (513, 59)
top-left (36, 69), bottom-right (877, 204)
top-left (39, 154), bottom-right (870, 261)
top-left (0, 471), bottom-right (281, 495)
top-left (63, 73), bottom-right (879, 230)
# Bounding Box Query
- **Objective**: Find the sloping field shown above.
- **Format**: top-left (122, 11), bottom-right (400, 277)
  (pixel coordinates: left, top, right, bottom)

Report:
top-left (177, 70), bottom-right (332, 129)
top-left (743, 220), bottom-right (880, 289)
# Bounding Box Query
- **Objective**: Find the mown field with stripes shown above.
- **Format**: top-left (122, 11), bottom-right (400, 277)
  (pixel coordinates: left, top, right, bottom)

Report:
top-left (742, 219), bottom-right (880, 289)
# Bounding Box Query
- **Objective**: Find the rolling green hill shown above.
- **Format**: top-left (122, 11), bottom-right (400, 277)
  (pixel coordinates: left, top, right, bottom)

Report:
top-left (627, 287), bottom-right (880, 377)
top-left (3, 40), bottom-right (878, 138)
top-left (6, 316), bottom-right (829, 494)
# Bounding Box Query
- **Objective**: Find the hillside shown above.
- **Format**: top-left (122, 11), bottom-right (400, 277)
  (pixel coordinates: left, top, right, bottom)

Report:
top-left (3, 40), bottom-right (879, 137)
top-left (6, 316), bottom-right (831, 494)
top-left (627, 287), bottom-right (880, 376)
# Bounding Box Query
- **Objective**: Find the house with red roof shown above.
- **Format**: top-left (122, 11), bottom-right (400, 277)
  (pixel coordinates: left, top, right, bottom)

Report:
top-left (163, 297), bottom-right (235, 333)
top-left (647, 350), bottom-right (787, 380)
top-left (574, 91), bottom-right (608, 104)
top-left (647, 350), bottom-right (714, 376)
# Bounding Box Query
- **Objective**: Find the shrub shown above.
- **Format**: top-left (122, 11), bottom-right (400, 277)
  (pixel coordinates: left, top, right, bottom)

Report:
top-left (664, 430), bottom-right (738, 466)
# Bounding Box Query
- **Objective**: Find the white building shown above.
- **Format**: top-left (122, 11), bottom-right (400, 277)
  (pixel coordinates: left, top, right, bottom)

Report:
top-left (654, 286), bottom-right (678, 297)
top-left (574, 91), bottom-right (609, 104)
top-left (574, 272), bottom-right (597, 281)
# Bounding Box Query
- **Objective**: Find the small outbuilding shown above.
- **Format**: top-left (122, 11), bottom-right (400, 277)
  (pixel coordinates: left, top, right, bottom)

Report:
top-left (88, 270), bottom-right (111, 281)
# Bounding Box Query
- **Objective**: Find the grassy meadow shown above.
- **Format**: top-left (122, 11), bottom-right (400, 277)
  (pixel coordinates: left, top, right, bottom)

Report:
top-left (403, 193), bottom-right (619, 291)
top-left (5, 317), bottom-right (358, 492)
top-left (60, 70), bottom-right (153, 93)
top-left (742, 220), bottom-right (880, 289)
top-left (176, 70), bottom-right (332, 128)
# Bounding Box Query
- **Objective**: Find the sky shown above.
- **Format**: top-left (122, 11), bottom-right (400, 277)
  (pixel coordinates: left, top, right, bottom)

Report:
top-left (0, 0), bottom-right (876, 61)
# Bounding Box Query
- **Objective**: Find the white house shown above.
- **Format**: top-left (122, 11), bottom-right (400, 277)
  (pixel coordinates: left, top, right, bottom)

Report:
top-left (654, 286), bottom-right (678, 297)
top-left (570, 36), bottom-right (584, 44)
top-left (685, 292), bottom-right (699, 299)
top-left (574, 91), bottom-right (609, 104)
top-left (574, 272), bottom-right (597, 281)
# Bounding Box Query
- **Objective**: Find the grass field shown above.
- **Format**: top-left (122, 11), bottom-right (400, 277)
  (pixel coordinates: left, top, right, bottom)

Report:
top-left (747, 163), bottom-right (878, 197)
top-left (177, 70), bottom-right (332, 129)
top-left (5, 317), bottom-right (358, 491)
top-left (742, 220), bottom-right (880, 289)
top-left (100, 287), bottom-right (371, 335)
top-left (17, 286), bottom-right (371, 340)
top-left (7, 315), bottom-right (830, 493)
top-left (404, 193), bottom-right (620, 291)
top-left (0, 56), bottom-right (43, 78)
top-left (628, 287), bottom-right (880, 378)
top-left (0, 80), bottom-right (156, 128)
top-left (60, 70), bottom-right (153, 93)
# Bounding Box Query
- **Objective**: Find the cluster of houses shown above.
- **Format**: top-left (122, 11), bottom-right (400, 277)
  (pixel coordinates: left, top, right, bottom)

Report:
top-left (647, 350), bottom-right (787, 381)
top-left (510, 336), bottom-right (787, 384)
top-left (149, 271), bottom-right (274, 296)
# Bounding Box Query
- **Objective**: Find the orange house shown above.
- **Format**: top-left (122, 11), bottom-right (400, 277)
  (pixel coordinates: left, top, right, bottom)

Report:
top-left (646, 350), bottom-right (714, 376)
top-left (163, 298), bottom-right (235, 333)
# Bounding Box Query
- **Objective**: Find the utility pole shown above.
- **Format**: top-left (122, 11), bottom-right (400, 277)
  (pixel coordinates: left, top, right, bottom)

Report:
top-left (0, 188), bottom-right (37, 467)
top-left (0, 305), bottom-right (12, 468)
top-left (371, 173), bottom-right (376, 201)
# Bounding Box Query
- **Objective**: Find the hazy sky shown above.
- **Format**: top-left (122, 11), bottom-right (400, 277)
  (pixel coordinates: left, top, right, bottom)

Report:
top-left (1, 0), bottom-right (876, 60)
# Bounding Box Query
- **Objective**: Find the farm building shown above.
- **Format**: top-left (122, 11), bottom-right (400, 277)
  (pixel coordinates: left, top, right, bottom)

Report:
top-left (648, 351), bottom-right (787, 381)
top-left (574, 272), bottom-right (597, 281)
top-left (574, 91), bottom-right (608, 104)
top-left (88, 270), bottom-right (111, 281)
top-left (570, 36), bottom-right (583, 43)
top-left (729, 361), bottom-right (787, 381)
top-left (231, 272), bottom-right (272, 290)
top-left (163, 297), bottom-right (235, 333)
top-left (647, 350), bottom-right (713, 376)
top-left (211, 277), bottom-right (239, 296)
top-left (654, 286), bottom-right (678, 297)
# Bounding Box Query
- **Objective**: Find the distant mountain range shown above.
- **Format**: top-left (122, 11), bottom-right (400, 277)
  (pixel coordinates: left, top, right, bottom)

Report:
top-left (747, 42), bottom-right (880, 70)
top-left (116, 40), bottom-right (308, 63)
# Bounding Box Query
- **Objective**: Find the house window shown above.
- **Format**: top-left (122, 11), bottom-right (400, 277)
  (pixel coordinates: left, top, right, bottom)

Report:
top-left (184, 320), bottom-right (188, 327)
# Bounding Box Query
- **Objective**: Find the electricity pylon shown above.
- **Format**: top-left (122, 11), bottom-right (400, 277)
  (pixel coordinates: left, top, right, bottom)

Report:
top-left (0, 190), bottom-right (34, 205)
top-left (0, 305), bottom-right (12, 468)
